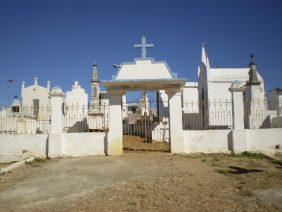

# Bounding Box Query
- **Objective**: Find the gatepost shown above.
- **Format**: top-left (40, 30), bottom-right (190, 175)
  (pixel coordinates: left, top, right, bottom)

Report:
top-left (166, 88), bottom-right (184, 154)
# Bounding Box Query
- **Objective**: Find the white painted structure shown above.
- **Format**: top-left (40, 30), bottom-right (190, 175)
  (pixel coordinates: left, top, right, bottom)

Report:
top-left (64, 81), bottom-right (88, 131)
top-left (0, 133), bottom-right (106, 162)
top-left (21, 77), bottom-right (50, 107)
top-left (103, 37), bottom-right (186, 154)
top-left (65, 81), bottom-right (88, 109)
top-left (200, 47), bottom-right (262, 127)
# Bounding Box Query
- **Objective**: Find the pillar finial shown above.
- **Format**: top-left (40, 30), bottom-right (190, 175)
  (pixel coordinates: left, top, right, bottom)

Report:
top-left (91, 64), bottom-right (100, 83)
top-left (248, 54), bottom-right (260, 85)
top-left (34, 77), bottom-right (38, 86)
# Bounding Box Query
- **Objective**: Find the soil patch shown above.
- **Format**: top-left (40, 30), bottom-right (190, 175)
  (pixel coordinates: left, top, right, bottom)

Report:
top-left (0, 152), bottom-right (281, 211)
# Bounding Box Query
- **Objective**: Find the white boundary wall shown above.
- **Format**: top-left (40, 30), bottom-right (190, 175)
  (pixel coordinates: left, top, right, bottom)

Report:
top-left (183, 128), bottom-right (282, 154)
top-left (1, 128), bottom-right (282, 163)
top-left (0, 133), bottom-right (106, 163)
top-left (183, 130), bottom-right (231, 153)
top-left (247, 128), bottom-right (282, 151)
top-left (0, 134), bottom-right (48, 163)
top-left (62, 133), bottom-right (106, 157)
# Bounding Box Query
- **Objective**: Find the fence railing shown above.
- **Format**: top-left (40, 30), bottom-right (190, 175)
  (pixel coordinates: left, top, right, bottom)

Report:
top-left (0, 106), bottom-right (51, 134)
top-left (62, 103), bottom-right (110, 133)
top-left (122, 100), bottom-right (170, 143)
top-left (182, 100), bottom-right (233, 130)
top-left (0, 103), bottom-right (110, 134)
top-left (244, 99), bottom-right (282, 129)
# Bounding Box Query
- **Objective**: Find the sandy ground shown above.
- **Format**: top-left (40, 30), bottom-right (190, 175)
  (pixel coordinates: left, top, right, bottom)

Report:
top-left (0, 152), bottom-right (281, 211)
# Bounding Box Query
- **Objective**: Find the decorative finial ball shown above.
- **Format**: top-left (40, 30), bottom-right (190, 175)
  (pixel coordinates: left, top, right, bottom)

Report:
top-left (51, 86), bottom-right (63, 94)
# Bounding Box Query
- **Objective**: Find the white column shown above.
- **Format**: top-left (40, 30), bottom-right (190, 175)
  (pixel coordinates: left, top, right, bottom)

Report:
top-left (50, 92), bottom-right (64, 134)
top-left (167, 89), bottom-right (184, 154)
top-left (229, 82), bottom-right (248, 153)
top-left (107, 90), bottom-right (123, 155)
top-left (246, 84), bottom-right (265, 129)
top-left (229, 84), bottom-right (245, 129)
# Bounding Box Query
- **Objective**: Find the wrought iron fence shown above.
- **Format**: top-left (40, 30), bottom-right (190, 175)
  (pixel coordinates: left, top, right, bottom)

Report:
top-left (122, 100), bottom-right (170, 152)
top-left (244, 99), bottom-right (282, 129)
top-left (0, 106), bottom-right (51, 134)
top-left (182, 99), bottom-right (233, 130)
top-left (62, 103), bottom-right (110, 133)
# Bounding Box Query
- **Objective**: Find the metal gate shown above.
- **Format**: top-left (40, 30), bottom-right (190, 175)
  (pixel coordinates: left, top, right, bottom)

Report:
top-left (122, 100), bottom-right (170, 152)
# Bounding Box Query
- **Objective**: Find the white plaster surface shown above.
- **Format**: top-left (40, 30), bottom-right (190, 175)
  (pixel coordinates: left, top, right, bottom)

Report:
top-left (168, 91), bottom-right (184, 154)
top-left (50, 94), bottom-right (64, 134)
top-left (230, 129), bottom-right (248, 153)
top-left (62, 133), bottom-right (106, 157)
top-left (116, 59), bottom-right (174, 80)
top-left (183, 130), bottom-right (231, 153)
top-left (107, 93), bottom-right (123, 155)
top-left (247, 128), bottom-right (282, 151)
top-left (0, 133), bottom-right (107, 162)
top-left (230, 87), bottom-right (244, 129)
top-left (21, 79), bottom-right (50, 107)
top-left (0, 134), bottom-right (48, 163)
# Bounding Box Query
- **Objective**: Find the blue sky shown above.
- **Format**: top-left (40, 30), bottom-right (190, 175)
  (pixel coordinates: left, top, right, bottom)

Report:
top-left (0, 0), bottom-right (281, 105)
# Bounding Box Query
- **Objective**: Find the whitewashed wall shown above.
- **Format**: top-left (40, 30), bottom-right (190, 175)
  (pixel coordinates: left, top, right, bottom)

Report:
top-left (0, 133), bottom-right (107, 163)
top-left (247, 128), bottom-right (282, 151)
top-left (183, 128), bottom-right (282, 154)
top-left (183, 130), bottom-right (231, 153)
top-left (0, 134), bottom-right (48, 163)
top-left (62, 133), bottom-right (106, 157)
top-left (21, 82), bottom-right (50, 107)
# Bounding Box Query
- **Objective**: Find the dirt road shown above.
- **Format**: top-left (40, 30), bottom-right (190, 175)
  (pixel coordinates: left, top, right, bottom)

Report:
top-left (0, 152), bottom-right (281, 211)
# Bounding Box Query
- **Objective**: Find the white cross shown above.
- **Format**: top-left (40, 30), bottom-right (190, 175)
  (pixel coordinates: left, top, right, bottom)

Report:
top-left (134, 36), bottom-right (154, 59)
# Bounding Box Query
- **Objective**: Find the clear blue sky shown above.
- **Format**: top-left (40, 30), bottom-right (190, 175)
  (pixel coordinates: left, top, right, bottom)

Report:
top-left (0, 0), bottom-right (281, 106)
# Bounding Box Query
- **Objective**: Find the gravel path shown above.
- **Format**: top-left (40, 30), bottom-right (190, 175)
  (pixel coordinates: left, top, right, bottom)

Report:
top-left (0, 152), bottom-right (281, 211)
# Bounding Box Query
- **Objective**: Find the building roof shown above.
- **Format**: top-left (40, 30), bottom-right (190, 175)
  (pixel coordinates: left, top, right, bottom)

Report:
top-left (208, 68), bottom-right (263, 82)
top-left (103, 58), bottom-right (186, 91)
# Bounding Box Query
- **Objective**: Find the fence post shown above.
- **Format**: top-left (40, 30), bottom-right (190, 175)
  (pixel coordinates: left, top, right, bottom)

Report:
top-left (50, 86), bottom-right (65, 134)
top-left (229, 82), bottom-right (245, 129)
top-left (166, 88), bottom-right (184, 154)
top-left (107, 90), bottom-right (123, 155)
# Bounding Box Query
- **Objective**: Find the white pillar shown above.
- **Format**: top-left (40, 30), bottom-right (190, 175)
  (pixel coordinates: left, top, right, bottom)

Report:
top-left (50, 88), bottom-right (65, 134)
top-left (107, 90), bottom-right (123, 155)
top-left (229, 82), bottom-right (248, 153)
top-left (229, 82), bottom-right (245, 129)
top-left (167, 89), bottom-right (184, 154)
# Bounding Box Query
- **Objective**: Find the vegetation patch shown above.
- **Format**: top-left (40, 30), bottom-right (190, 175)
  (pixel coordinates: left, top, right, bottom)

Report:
top-left (239, 151), bottom-right (265, 159)
top-left (238, 190), bottom-right (253, 197)
top-left (215, 169), bottom-right (230, 175)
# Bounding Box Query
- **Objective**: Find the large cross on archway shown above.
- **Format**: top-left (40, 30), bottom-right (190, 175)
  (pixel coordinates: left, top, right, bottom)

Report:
top-left (134, 36), bottom-right (154, 59)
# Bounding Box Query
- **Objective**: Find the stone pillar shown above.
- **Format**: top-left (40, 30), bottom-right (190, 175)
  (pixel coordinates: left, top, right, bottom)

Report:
top-left (166, 88), bottom-right (184, 154)
top-left (229, 81), bottom-right (248, 153)
top-left (48, 86), bottom-right (65, 158)
top-left (246, 84), bottom-right (265, 129)
top-left (50, 87), bottom-right (65, 134)
top-left (107, 90), bottom-right (123, 155)
top-left (229, 82), bottom-right (245, 129)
